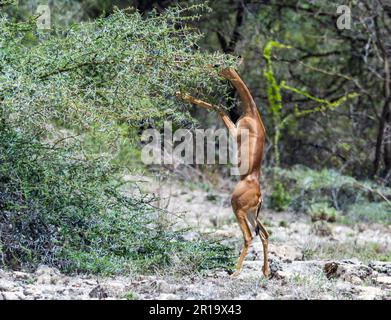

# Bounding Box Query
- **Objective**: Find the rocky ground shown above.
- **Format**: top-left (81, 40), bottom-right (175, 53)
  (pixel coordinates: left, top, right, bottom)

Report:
top-left (1, 178), bottom-right (390, 300)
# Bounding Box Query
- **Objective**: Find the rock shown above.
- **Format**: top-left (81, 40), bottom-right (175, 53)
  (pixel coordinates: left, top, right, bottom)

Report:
top-left (324, 261), bottom-right (372, 281)
top-left (335, 281), bottom-right (353, 293)
top-left (243, 261), bottom-right (261, 270)
top-left (357, 223), bottom-right (368, 232)
top-left (274, 270), bottom-right (294, 281)
top-left (35, 265), bottom-right (62, 285)
top-left (269, 258), bottom-right (283, 277)
top-left (269, 245), bottom-right (302, 262)
top-left (158, 293), bottom-right (179, 300)
top-left (155, 280), bottom-right (172, 292)
top-left (1, 291), bottom-right (24, 300)
top-left (234, 295), bottom-right (249, 300)
top-left (0, 279), bottom-right (15, 292)
top-left (311, 221), bottom-right (333, 237)
top-left (349, 275), bottom-right (363, 285)
top-left (0, 270), bottom-right (8, 278)
top-left (182, 231), bottom-right (199, 241)
top-left (41, 287), bottom-right (57, 296)
top-left (35, 265), bottom-right (59, 276)
top-left (23, 286), bottom-right (41, 297)
top-left (356, 286), bottom-right (383, 300)
top-left (154, 280), bottom-right (181, 294)
top-left (319, 294), bottom-right (335, 300)
top-left (375, 276), bottom-right (391, 287)
top-left (103, 280), bottom-right (127, 296)
top-left (13, 271), bottom-right (30, 280)
top-left (89, 285), bottom-right (108, 299)
top-left (255, 292), bottom-right (272, 300)
top-left (369, 261), bottom-right (391, 275)
top-left (80, 279), bottom-right (96, 286)
top-left (36, 275), bottom-right (52, 285)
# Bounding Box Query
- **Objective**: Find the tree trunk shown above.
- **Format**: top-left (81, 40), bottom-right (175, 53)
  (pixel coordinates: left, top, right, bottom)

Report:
top-left (373, 16), bottom-right (391, 178)
top-left (383, 99), bottom-right (391, 177)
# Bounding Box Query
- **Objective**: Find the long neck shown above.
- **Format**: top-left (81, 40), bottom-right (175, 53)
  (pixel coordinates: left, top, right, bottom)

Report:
top-left (220, 68), bottom-right (257, 115)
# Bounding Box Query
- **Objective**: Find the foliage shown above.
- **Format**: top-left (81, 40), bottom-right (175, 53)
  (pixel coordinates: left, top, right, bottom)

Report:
top-left (281, 82), bottom-right (359, 117)
top-left (303, 240), bottom-right (391, 263)
top-left (345, 202), bottom-right (391, 225)
top-left (272, 166), bottom-right (391, 223)
top-left (310, 220), bottom-right (333, 237)
top-left (0, 3), bottom-right (236, 274)
top-left (1, 3), bottom-right (237, 138)
top-left (263, 40), bottom-right (357, 167)
top-left (0, 123), bottom-right (234, 273)
top-left (308, 203), bottom-right (339, 223)
top-left (263, 40), bottom-right (291, 167)
top-left (269, 181), bottom-right (292, 212)
top-left (225, 0), bottom-right (391, 179)
top-left (122, 291), bottom-right (137, 300)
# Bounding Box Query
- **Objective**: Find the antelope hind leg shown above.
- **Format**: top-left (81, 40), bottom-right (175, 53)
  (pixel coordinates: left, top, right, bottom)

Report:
top-left (231, 209), bottom-right (253, 277)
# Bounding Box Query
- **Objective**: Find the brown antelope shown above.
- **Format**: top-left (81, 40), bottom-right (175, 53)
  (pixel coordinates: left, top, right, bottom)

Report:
top-left (177, 67), bottom-right (268, 277)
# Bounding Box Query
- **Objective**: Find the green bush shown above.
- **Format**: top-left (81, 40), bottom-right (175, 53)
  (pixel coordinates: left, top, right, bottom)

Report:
top-left (0, 3), bottom-right (237, 274)
top-left (308, 203), bottom-right (339, 223)
top-left (0, 124), bottom-right (234, 274)
top-left (272, 166), bottom-right (391, 223)
top-left (269, 181), bottom-right (292, 211)
top-left (1, 4), bottom-right (237, 137)
top-left (346, 202), bottom-right (391, 224)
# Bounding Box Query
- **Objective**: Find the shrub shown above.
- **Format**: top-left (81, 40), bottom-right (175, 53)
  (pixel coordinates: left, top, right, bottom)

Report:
top-left (272, 166), bottom-right (391, 223)
top-left (0, 3), bottom-right (237, 274)
top-left (1, 4), bottom-right (237, 137)
top-left (0, 123), bottom-right (234, 274)
top-left (346, 202), bottom-right (391, 224)
top-left (269, 181), bottom-right (292, 211)
top-left (308, 203), bottom-right (339, 223)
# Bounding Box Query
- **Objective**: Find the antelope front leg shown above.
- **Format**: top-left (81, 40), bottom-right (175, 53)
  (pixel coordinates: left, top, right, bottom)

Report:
top-left (218, 109), bottom-right (237, 139)
top-left (175, 92), bottom-right (216, 110)
top-left (231, 210), bottom-right (253, 277)
top-left (175, 91), bottom-right (237, 138)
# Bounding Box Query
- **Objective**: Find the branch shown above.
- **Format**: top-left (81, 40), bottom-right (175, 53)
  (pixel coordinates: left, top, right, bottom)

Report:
top-left (215, 1), bottom-right (245, 54)
top-left (227, 2), bottom-right (245, 53)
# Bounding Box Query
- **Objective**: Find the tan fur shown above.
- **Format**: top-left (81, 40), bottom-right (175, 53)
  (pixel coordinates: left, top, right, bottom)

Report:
top-left (177, 67), bottom-right (269, 277)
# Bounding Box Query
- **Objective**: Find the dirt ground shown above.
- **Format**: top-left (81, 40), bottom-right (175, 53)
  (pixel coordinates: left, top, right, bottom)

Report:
top-left (1, 177), bottom-right (390, 300)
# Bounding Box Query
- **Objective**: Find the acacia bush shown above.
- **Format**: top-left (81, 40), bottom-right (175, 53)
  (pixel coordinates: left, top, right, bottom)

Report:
top-left (1, 4), bottom-right (236, 135)
top-left (0, 4), bottom-right (236, 273)
top-left (0, 121), bottom-right (234, 273)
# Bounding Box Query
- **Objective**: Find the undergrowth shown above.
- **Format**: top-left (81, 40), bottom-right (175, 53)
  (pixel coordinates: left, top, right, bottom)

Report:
top-left (0, 124), bottom-right (234, 274)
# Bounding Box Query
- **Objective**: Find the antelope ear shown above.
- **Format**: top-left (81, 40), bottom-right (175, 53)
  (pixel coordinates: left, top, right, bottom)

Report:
top-left (238, 55), bottom-right (244, 66)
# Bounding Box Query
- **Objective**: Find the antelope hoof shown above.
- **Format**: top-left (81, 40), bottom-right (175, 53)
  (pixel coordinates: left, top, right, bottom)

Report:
top-left (262, 266), bottom-right (270, 278)
top-left (230, 269), bottom-right (242, 278)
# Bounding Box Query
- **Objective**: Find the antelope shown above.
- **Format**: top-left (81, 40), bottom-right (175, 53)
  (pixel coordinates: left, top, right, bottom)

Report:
top-left (176, 67), bottom-right (269, 277)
